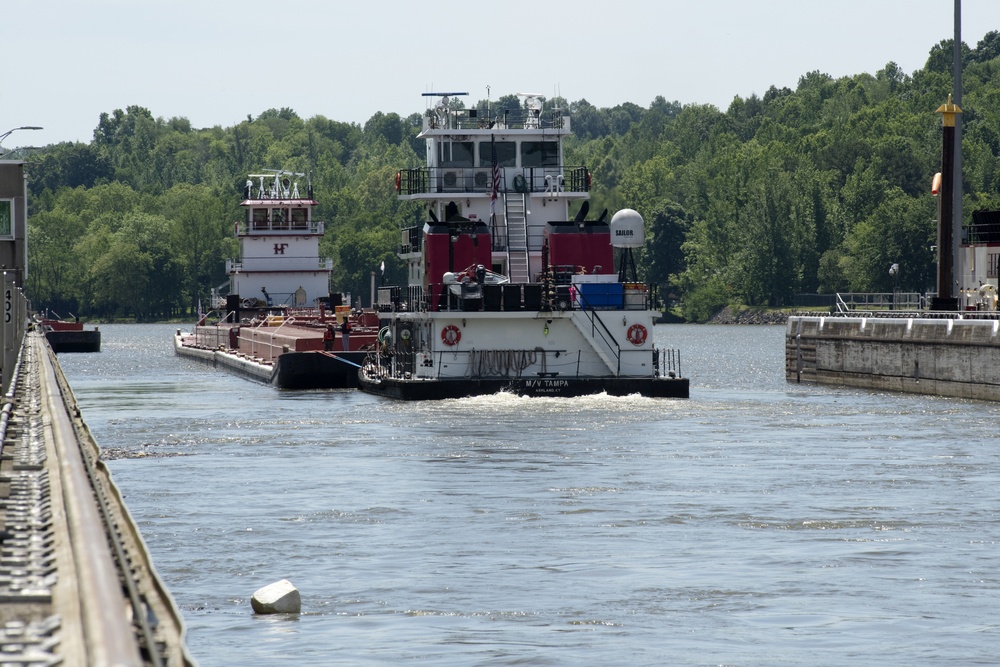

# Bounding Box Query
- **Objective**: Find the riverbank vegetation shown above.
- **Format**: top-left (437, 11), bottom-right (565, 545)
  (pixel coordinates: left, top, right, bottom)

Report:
top-left (23, 35), bottom-right (1000, 322)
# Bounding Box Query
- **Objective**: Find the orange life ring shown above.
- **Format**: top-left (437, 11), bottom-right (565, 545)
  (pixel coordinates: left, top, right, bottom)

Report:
top-left (394, 171), bottom-right (401, 192)
top-left (626, 323), bottom-right (647, 346)
top-left (441, 324), bottom-right (461, 346)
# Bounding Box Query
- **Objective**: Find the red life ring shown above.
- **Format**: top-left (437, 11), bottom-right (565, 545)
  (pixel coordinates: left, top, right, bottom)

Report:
top-left (441, 324), bottom-right (462, 346)
top-left (394, 171), bottom-right (401, 192)
top-left (626, 323), bottom-right (648, 346)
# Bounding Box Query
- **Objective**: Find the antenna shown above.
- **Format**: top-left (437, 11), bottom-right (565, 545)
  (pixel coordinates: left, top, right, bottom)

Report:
top-left (518, 93), bottom-right (545, 127)
top-left (423, 92), bottom-right (469, 129)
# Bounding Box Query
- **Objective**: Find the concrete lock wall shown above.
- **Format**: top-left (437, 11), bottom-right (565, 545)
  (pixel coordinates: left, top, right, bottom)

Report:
top-left (786, 316), bottom-right (1000, 401)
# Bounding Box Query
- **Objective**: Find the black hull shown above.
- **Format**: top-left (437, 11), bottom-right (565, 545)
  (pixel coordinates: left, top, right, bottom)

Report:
top-left (358, 374), bottom-right (690, 400)
top-left (45, 330), bottom-right (101, 353)
top-left (175, 333), bottom-right (367, 390)
top-left (271, 351), bottom-right (368, 389)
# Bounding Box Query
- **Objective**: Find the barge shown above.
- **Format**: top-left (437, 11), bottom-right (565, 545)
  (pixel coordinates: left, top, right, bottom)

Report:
top-left (40, 316), bottom-right (101, 353)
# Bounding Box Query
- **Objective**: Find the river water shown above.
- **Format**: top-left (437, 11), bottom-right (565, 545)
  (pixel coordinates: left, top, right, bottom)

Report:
top-left (56, 323), bottom-right (999, 666)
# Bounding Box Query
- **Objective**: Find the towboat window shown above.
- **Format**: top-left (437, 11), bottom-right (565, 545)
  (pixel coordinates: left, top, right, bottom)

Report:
top-left (291, 207), bottom-right (308, 228)
top-left (478, 141), bottom-right (516, 167)
top-left (439, 141), bottom-right (474, 167)
top-left (272, 208), bottom-right (288, 229)
top-left (520, 141), bottom-right (559, 167)
top-left (251, 208), bottom-right (268, 230)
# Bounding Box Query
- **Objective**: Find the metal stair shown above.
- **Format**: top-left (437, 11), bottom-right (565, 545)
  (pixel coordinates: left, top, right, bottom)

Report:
top-left (504, 193), bottom-right (529, 282)
top-left (569, 310), bottom-right (620, 374)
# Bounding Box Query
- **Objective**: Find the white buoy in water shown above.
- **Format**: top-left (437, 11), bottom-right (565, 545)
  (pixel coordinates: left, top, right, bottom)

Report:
top-left (251, 579), bottom-right (301, 614)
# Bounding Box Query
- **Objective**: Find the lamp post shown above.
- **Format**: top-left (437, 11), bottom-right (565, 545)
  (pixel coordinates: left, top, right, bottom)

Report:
top-left (0, 127), bottom-right (43, 157)
top-left (889, 263), bottom-right (899, 310)
top-left (932, 97), bottom-right (961, 312)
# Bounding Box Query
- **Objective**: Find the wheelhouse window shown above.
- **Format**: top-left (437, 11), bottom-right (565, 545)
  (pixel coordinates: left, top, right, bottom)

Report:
top-left (291, 207), bottom-right (308, 228)
top-left (251, 208), bottom-right (268, 230)
top-left (520, 141), bottom-right (559, 167)
top-left (478, 141), bottom-right (516, 167)
top-left (272, 208), bottom-right (289, 229)
top-left (439, 141), bottom-right (474, 167)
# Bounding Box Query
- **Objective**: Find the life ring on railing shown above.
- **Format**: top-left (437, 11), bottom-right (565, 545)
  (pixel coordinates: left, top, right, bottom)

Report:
top-left (441, 324), bottom-right (462, 346)
top-left (512, 173), bottom-right (527, 193)
top-left (626, 323), bottom-right (648, 346)
top-left (394, 171), bottom-right (401, 192)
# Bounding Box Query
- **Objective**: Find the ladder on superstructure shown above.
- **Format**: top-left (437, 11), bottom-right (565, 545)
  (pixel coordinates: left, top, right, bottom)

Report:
top-left (504, 193), bottom-right (529, 283)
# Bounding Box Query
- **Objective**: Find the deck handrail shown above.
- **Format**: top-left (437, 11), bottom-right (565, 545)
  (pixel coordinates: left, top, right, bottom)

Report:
top-left (397, 166), bottom-right (590, 196)
top-left (574, 293), bottom-right (622, 374)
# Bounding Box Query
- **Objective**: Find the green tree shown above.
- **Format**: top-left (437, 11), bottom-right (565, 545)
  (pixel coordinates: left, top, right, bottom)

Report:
top-left (973, 30), bottom-right (1000, 62)
top-left (30, 143), bottom-right (113, 196)
top-left (842, 190), bottom-right (935, 292)
top-left (85, 212), bottom-right (183, 320)
top-left (161, 183), bottom-right (232, 314)
top-left (647, 201), bottom-right (691, 294)
top-left (25, 207), bottom-right (87, 315)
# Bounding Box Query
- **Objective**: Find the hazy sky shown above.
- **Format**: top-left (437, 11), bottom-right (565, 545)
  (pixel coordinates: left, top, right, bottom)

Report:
top-left (3, 0), bottom-right (998, 148)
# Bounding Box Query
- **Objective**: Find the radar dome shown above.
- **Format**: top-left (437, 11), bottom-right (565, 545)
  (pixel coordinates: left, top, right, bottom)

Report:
top-left (610, 209), bottom-right (645, 248)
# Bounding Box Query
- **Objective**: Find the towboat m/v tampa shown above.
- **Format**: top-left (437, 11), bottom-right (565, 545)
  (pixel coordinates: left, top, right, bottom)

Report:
top-left (361, 92), bottom-right (688, 399)
top-left (176, 91), bottom-right (689, 400)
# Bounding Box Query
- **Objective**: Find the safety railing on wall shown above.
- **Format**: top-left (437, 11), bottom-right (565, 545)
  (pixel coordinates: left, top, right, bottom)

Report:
top-left (2, 273), bottom-right (29, 394)
top-left (835, 292), bottom-right (923, 313)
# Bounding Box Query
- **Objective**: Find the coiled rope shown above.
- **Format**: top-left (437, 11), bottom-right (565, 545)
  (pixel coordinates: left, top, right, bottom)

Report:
top-left (467, 347), bottom-right (546, 378)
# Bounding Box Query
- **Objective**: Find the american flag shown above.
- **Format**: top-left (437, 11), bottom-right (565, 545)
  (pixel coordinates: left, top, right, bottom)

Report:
top-left (490, 136), bottom-right (499, 217)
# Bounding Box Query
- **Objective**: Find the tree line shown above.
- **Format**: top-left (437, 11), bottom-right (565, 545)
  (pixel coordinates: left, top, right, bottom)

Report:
top-left (23, 33), bottom-right (1000, 322)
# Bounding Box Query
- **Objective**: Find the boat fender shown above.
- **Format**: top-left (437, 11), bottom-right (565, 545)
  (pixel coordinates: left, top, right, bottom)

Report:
top-left (626, 323), bottom-right (648, 346)
top-left (441, 324), bottom-right (461, 346)
top-left (513, 173), bottom-right (527, 193)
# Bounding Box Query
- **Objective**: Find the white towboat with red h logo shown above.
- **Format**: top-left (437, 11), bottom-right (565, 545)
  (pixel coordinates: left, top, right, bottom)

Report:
top-left (174, 171), bottom-right (379, 388)
top-left (358, 91), bottom-right (689, 399)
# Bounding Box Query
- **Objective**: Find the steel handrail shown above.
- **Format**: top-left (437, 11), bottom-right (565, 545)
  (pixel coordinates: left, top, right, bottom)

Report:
top-left (574, 294), bottom-right (623, 374)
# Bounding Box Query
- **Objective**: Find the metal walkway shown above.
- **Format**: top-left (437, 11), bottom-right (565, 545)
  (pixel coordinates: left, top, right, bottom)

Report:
top-left (0, 330), bottom-right (193, 666)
